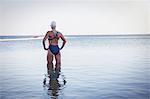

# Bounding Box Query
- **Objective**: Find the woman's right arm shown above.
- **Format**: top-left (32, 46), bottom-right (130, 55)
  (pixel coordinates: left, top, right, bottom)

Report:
top-left (42, 32), bottom-right (49, 50)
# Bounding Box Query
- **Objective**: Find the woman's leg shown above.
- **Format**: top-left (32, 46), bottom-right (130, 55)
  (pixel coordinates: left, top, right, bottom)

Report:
top-left (47, 49), bottom-right (53, 74)
top-left (55, 53), bottom-right (61, 71)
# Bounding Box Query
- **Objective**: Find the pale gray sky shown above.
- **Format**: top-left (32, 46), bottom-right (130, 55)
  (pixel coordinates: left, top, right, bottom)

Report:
top-left (0, 0), bottom-right (150, 35)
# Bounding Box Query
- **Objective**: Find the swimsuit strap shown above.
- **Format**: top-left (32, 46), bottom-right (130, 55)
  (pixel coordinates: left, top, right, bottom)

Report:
top-left (55, 32), bottom-right (59, 39)
top-left (53, 31), bottom-right (59, 39)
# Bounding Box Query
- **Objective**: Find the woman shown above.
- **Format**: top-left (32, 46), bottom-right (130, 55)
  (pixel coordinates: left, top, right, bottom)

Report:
top-left (42, 21), bottom-right (66, 72)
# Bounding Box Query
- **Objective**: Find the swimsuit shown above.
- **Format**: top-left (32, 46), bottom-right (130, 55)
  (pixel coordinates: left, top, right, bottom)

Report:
top-left (49, 45), bottom-right (60, 55)
top-left (48, 31), bottom-right (60, 55)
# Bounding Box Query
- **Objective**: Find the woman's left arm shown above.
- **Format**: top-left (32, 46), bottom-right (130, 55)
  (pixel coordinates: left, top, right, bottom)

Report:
top-left (60, 33), bottom-right (67, 50)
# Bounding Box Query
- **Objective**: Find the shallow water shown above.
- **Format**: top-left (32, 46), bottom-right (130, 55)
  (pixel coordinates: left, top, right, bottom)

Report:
top-left (0, 35), bottom-right (150, 99)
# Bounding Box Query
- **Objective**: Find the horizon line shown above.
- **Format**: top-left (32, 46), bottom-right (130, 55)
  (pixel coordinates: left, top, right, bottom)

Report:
top-left (0, 33), bottom-right (150, 36)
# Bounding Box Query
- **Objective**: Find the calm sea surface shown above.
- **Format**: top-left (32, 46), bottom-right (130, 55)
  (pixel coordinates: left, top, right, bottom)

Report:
top-left (0, 35), bottom-right (150, 99)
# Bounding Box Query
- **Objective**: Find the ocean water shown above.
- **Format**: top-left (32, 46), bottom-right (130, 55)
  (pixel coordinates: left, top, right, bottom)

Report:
top-left (0, 35), bottom-right (150, 99)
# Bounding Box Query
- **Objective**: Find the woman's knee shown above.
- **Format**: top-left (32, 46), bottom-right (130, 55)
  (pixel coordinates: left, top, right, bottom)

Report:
top-left (56, 61), bottom-right (61, 65)
top-left (47, 55), bottom-right (53, 64)
top-left (56, 56), bottom-right (61, 65)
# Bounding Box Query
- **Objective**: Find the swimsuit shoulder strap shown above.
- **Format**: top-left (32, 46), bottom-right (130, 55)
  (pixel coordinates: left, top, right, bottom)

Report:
top-left (56, 31), bottom-right (59, 37)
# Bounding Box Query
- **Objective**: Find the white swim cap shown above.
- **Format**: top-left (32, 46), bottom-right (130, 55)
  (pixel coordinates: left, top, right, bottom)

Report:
top-left (51, 21), bottom-right (56, 27)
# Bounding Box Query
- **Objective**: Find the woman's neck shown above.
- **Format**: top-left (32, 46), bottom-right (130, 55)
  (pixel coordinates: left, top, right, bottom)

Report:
top-left (52, 29), bottom-right (57, 34)
top-left (52, 29), bottom-right (55, 31)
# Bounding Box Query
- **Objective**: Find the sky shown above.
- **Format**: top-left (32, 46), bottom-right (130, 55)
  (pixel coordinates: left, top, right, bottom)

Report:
top-left (0, 0), bottom-right (150, 35)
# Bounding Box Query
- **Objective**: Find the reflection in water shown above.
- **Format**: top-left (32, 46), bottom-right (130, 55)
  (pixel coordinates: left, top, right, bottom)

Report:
top-left (43, 64), bottom-right (66, 99)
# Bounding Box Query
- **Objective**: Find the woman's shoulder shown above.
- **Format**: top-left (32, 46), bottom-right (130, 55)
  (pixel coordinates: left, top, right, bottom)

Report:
top-left (47, 31), bottom-right (53, 33)
top-left (46, 31), bottom-right (53, 35)
top-left (56, 31), bottom-right (62, 35)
